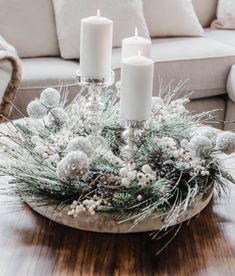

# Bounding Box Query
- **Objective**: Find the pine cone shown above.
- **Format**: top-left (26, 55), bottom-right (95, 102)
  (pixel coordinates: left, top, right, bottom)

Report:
top-left (96, 174), bottom-right (121, 199)
top-left (147, 151), bottom-right (164, 171)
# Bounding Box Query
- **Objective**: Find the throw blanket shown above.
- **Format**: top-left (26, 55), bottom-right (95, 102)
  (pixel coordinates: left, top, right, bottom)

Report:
top-left (0, 35), bottom-right (22, 121)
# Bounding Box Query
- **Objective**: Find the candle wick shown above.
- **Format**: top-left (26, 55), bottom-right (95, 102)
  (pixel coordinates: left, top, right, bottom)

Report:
top-left (135, 27), bottom-right (138, 39)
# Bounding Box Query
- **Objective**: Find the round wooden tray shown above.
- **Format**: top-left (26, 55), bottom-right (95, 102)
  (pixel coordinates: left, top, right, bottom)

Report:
top-left (26, 186), bottom-right (213, 233)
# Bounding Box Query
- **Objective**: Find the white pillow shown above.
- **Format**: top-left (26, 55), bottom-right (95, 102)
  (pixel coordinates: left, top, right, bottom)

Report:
top-left (53, 0), bottom-right (150, 59)
top-left (143, 0), bottom-right (204, 37)
top-left (211, 0), bottom-right (235, 29)
top-left (0, 0), bottom-right (59, 58)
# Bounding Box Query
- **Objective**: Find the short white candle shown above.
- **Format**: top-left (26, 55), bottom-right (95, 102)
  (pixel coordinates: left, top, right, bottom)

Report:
top-left (120, 52), bottom-right (154, 121)
top-left (80, 10), bottom-right (113, 80)
top-left (122, 28), bottom-right (151, 59)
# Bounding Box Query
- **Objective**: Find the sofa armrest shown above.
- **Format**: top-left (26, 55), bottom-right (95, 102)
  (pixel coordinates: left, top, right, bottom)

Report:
top-left (0, 34), bottom-right (22, 120)
top-left (227, 65), bottom-right (235, 103)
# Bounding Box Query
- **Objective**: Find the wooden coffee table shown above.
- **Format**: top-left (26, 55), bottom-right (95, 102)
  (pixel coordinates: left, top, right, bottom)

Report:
top-left (1, 122), bottom-right (235, 275)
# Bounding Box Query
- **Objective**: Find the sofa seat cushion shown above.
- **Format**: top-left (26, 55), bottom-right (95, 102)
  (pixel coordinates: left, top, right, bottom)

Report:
top-left (20, 58), bottom-right (79, 88)
top-left (205, 29), bottom-right (235, 48)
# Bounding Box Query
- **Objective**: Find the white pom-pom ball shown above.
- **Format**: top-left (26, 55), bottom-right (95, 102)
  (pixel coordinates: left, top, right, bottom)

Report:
top-left (67, 136), bottom-right (93, 155)
top-left (27, 100), bottom-right (47, 119)
top-left (216, 131), bottom-right (235, 154)
top-left (40, 88), bottom-right (60, 107)
top-left (189, 136), bottom-right (212, 157)
top-left (193, 126), bottom-right (218, 146)
top-left (56, 151), bottom-right (89, 180)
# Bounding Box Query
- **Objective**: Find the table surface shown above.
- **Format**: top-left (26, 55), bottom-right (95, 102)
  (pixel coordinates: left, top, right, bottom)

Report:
top-left (0, 181), bottom-right (234, 276)
top-left (1, 122), bottom-right (235, 276)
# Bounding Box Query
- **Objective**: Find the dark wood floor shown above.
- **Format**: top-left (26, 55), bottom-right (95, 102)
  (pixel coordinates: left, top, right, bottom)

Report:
top-left (0, 184), bottom-right (235, 276)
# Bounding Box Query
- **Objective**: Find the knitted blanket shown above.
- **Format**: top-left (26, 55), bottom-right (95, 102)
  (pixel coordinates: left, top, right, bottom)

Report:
top-left (0, 35), bottom-right (22, 121)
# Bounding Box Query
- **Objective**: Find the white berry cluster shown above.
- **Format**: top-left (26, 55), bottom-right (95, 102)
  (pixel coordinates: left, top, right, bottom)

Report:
top-left (171, 139), bottom-right (191, 160)
top-left (68, 195), bottom-right (102, 217)
top-left (151, 97), bottom-right (188, 123)
top-left (169, 99), bottom-right (188, 114)
top-left (172, 139), bottom-right (210, 177)
top-left (31, 135), bottom-right (55, 160)
top-left (154, 137), bottom-right (177, 151)
top-left (96, 147), bottom-right (124, 166)
top-left (189, 159), bottom-right (209, 177)
top-left (50, 131), bottom-right (72, 150)
top-left (31, 134), bottom-right (64, 165)
top-left (120, 162), bottom-right (156, 187)
top-left (56, 151), bottom-right (89, 180)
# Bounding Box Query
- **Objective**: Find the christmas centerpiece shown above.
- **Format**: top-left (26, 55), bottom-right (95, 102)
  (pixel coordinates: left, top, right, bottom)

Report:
top-left (1, 83), bottom-right (235, 232)
top-left (1, 10), bottom-right (235, 240)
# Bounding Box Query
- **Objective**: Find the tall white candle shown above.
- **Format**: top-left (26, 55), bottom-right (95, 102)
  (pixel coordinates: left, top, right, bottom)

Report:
top-left (120, 53), bottom-right (154, 121)
top-left (122, 28), bottom-right (151, 59)
top-left (80, 10), bottom-right (113, 80)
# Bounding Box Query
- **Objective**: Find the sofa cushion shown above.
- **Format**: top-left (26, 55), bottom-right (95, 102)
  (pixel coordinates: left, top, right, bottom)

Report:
top-left (0, 0), bottom-right (59, 58)
top-left (205, 29), bottom-right (235, 48)
top-left (192, 0), bottom-right (218, 27)
top-left (53, 0), bottom-right (149, 59)
top-left (12, 37), bottom-right (235, 118)
top-left (211, 0), bottom-right (235, 30)
top-left (143, 0), bottom-right (204, 38)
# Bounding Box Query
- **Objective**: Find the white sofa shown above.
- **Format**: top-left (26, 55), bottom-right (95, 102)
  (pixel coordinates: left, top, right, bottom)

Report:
top-left (0, 0), bottom-right (235, 129)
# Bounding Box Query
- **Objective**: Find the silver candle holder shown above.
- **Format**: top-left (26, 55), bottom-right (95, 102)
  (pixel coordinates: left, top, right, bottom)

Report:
top-left (76, 69), bottom-right (115, 134)
top-left (116, 81), bottom-right (147, 160)
top-left (119, 118), bottom-right (147, 161)
top-left (115, 80), bottom-right (121, 98)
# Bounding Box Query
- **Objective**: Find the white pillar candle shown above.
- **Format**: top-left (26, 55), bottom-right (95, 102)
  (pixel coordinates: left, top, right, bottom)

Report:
top-left (80, 10), bottom-right (113, 80)
top-left (122, 28), bottom-right (151, 59)
top-left (120, 53), bottom-right (154, 121)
